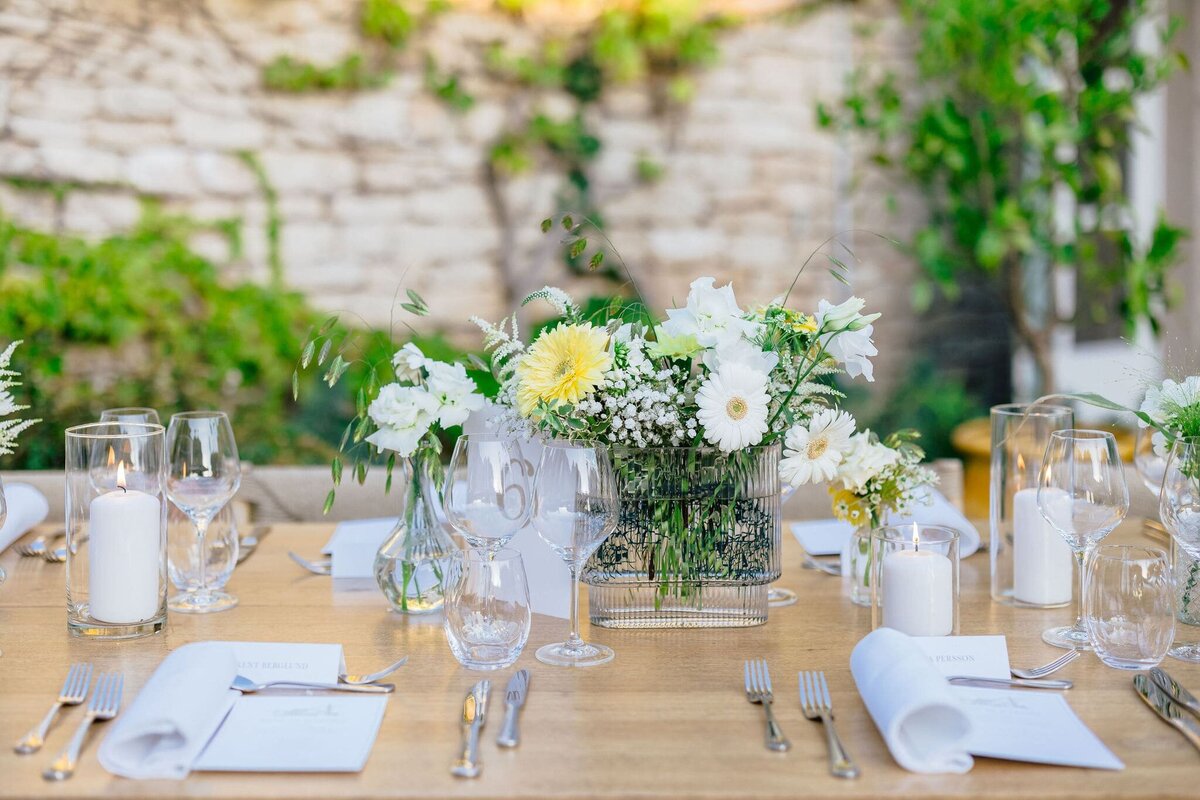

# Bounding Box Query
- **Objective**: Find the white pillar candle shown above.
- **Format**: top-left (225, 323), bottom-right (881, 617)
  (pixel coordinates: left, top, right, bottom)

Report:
top-left (88, 462), bottom-right (162, 624)
top-left (881, 537), bottom-right (954, 636)
top-left (1012, 487), bottom-right (1073, 605)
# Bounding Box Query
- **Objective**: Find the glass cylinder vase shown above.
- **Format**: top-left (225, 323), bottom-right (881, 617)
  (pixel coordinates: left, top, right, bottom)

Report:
top-left (1176, 542), bottom-right (1200, 627)
top-left (374, 449), bottom-right (459, 614)
top-left (582, 444), bottom-right (781, 629)
top-left (871, 525), bottom-right (960, 636)
top-left (66, 422), bottom-right (168, 639)
top-left (989, 403), bottom-right (1074, 606)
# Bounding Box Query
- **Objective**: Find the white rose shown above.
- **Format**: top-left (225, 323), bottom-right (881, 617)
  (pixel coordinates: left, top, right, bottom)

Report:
top-left (392, 343), bottom-right (429, 383)
top-left (365, 383), bottom-right (439, 456)
top-left (424, 360), bottom-right (484, 427)
top-left (700, 332), bottom-right (779, 376)
top-left (837, 431), bottom-right (899, 492)
top-left (660, 277), bottom-right (761, 347)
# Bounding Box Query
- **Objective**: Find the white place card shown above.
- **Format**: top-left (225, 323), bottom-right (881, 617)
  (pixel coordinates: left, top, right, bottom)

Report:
top-left (193, 696), bottom-right (388, 773)
top-left (955, 687), bottom-right (1124, 770)
top-left (323, 518), bottom-right (395, 556)
top-left (912, 635), bottom-right (1011, 680)
top-left (329, 526), bottom-right (394, 579)
top-left (222, 642), bottom-right (344, 684)
top-left (789, 519), bottom-right (852, 556)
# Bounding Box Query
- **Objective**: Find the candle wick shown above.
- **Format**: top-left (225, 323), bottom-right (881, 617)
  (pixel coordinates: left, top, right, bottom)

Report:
top-left (119, 485), bottom-right (127, 494)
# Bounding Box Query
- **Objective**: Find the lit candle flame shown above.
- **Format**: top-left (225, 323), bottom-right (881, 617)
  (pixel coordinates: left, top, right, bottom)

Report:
top-left (912, 522), bottom-right (920, 552)
top-left (117, 460), bottom-right (127, 493)
top-left (106, 446), bottom-right (115, 467)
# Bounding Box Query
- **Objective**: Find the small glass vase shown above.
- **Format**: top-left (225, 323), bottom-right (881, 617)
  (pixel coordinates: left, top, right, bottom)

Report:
top-left (845, 525), bottom-right (873, 607)
top-left (374, 450), bottom-right (458, 615)
top-left (1175, 541), bottom-right (1200, 627)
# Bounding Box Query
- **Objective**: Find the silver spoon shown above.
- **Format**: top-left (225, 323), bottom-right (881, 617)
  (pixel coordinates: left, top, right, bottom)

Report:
top-left (232, 675), bottom-right (393, 694)
top-left (340, 656), bottom-right (409, 686)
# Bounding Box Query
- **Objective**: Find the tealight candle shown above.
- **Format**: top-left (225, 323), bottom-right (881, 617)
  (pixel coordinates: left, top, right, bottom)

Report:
top-left (1012, 487), bottom-right (1073, 605)
top-left (880, 524), bottom-right (954, 636)
top-left (88, 461), bottom-right (162, 623)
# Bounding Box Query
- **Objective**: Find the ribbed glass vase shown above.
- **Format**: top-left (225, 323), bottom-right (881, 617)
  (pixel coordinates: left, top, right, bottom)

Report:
top-left (582, 444), bottom-right (781, 629)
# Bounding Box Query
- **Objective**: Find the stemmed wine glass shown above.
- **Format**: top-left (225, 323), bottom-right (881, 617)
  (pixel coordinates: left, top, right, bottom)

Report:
top-left (443, 434), bottom-right (531, 554)
top-left (100, 407), bottom-right (161, 426)
top-left (531, 441), bottom-right (619, 667)
top-left (165, 411), bottom-right (241, 613)
top-left (1134, 426), bottom-right (1168, 497)
top-left (1160, 436), bottom-right (1200, 663)
top-left (1037, 429), bottom-right (1130, 650)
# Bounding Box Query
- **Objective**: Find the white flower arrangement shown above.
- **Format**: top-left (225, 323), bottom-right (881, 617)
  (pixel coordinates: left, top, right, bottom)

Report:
top-left (827, 430), bottom-right (936, 529)
top-left (0, 340), bottom-right (38, 457)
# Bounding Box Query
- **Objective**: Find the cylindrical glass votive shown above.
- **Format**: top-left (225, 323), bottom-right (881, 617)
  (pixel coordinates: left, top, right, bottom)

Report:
top-left (989, 403), bottom-right (1074, 606)
top-left (66, 422), bottom-right (168, 639)
top-left (871, 524), bottom-right (960, 636)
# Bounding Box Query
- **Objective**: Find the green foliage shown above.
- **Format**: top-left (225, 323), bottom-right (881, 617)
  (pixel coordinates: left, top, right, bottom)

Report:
top-left (261, 54), bottom-right (390, 93)
top-left (236, 151), bottom-right (283, 289)
top-left (423, 55), bottom-right (475, 112)
top-left (818, 0), bottom-right (1186, 389)
top-left (0, 205), bottom-right (330, 468)
top-left (361, 0), bottom-right (416, 48)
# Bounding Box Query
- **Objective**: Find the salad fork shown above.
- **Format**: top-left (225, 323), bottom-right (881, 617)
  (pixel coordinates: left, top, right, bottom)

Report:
top-left (744, 659), bottom-right (789, 752)
top-left (798, 670), bottom-right (859, 778)
top-left (1010, 650), bottom-right (1079, 680)
top-left (14, 663), bottom-right (93, 754)
top-left (43, 672), bottom-right (123, 781)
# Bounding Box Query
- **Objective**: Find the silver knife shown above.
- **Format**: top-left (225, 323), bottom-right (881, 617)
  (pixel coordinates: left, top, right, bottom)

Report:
top-left (947, 676), bottom-right (1072, 690)
top-left (1149, 667), bottom-right (1200, 719)
top-left (497, 669), bottom-right (530, 748)
top-left (1134, 673), bottom-right (1200, 752)
top-left (451, 680), bottom-right (491, 778)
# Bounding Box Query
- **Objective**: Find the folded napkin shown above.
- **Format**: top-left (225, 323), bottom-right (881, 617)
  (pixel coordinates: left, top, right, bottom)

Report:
top-left (850, 628), bottom-right (974, 774)
top-left (889, 486), bottom-right (981, 557)
top-left (0, 482), bottom-right (50, 553)
top-left (98, 642), bottom-right (240, 779)
top-left (790, 519), bottom-right (853, 556)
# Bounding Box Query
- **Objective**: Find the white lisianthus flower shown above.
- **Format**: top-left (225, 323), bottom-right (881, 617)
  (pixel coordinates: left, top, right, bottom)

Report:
top-left (822, 323), bottom-right (878, 382)
top-left (392, 342), bottom-right (430, 383)
top-left (837, 431), bottom-right (899, 492)
top-left (425, 361), bottom-right (484, 427)
top-left (695, 363), bottom-right (770, 452)
top-left (365, 383), bottom-right (439, 457)
top-left (780, 409), bottom-right (857, 487)
top-left (660, 277), bottom-right (760, 347)
top-left (1140, 376), bottom-right (1200, 428)
top-left (815, 296), bottom-right (881, 333)
top-left (700, 333), bottom-right (779, 376)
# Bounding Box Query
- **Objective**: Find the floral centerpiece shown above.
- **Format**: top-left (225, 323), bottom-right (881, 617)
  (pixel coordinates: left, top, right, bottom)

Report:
top-left (471, 268), bottom-right (904, 627)
top-left (0, 341), bottom-right (37, 457)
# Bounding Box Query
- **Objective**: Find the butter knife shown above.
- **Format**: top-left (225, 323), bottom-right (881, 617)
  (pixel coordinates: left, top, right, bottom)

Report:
top-left (451, 680), bottom-right (491, 778)
top-left (497, 669), bottom-right (529, 748)
top-left (1134, 673), bottom-right (1200, 752)
top-left (947, 676), bottom-right (1072, 690)
top-left (1149, 667), bottom-right (1200, 719)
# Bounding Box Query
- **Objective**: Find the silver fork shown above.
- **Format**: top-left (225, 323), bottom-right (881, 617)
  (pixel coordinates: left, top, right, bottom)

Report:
top-left (799, 670), bottom-right (859, 778)
top-left (43, 671), bottom-right (123, 781)
top-left (1011, 650), bottom-right (1080, 679)
top-left (237, 525), bottom-right (272, 565)
top-left (340, 656), bottom-right (409, 685)
top-left (744, 659), bottom-right (789, 752)
top-left (14, 663), bottom-right (93, 754)
top-left (14, 530), bottom-right (64, 558)
top-left (801, 552), bottom-right (842, 576)
top-left (289, 551), bottom-right (331, 575)
top-left (44, 542), bottom-right (68, 563)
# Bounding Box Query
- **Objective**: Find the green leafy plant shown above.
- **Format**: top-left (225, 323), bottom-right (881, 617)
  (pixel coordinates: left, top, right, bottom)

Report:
top-left (262, 53), bottom-right (391, 93)
top-left (818, 0), bottom-right (1186, 394)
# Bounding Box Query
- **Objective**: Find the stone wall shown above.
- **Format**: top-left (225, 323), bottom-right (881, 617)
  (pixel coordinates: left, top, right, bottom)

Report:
top-left (0, 0), bottom-right (921, 386)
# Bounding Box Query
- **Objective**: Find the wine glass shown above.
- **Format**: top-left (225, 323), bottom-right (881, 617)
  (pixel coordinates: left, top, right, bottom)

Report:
top-left (1134, 426), bottom-right (1168, 496)
top-left (531, 441), bottom-right (619, 667)
top-left (1037, 429), bottom-right (1130, 650)
top-left (1160, 436), bottom-right (1200, 662)
top-left (443, 434), bottom-right (531, 554)
top-left (443, 548), bottom-right (532, 670)
top-left (100, 407), bottom-right (161, 426)
top-left (165, 411), bottom-right (241, 613)
top-left (1083, 544), bottom-right (1174, 670)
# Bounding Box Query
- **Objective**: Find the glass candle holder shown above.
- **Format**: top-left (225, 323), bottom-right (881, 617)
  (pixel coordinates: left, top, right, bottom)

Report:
top-left (871, 524), bottom-right (960, 636)
top-left (66, 422), bottom-right (168, 639)
top-left (989, 403), bottom-right (1074, 607)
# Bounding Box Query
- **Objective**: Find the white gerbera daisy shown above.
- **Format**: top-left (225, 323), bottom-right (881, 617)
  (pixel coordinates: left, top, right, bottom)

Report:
top-left (695, 363), bottom-right (770, 453)
top-left (780, 409), bottom-right (857, 487)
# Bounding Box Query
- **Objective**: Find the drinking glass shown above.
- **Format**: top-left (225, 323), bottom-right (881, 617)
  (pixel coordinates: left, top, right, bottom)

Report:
top-left (1160, 436), bottom-right (1200, 662)
top-left (165, 411), bottom-right (241, 613)
top-left (443, 434), bottom-right (531, 553)
top-left (1037, 429), bottom-right (1130, 649)
top-left (1084, 544), bottom-right (1174, 669)
top-left (531, 441), bottom-right (619, 667)
top-left (443, 548), bottom-right (532, 670)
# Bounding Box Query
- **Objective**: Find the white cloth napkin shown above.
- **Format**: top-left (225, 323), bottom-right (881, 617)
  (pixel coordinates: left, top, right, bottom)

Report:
top-left (889, 486), bottom-right (981, 557)
top-left (849, 628), bottom-right (975, 774)
top-left (98, 642), bottom-right (240, 779)
top-left (0, 482), bottom-right (49, 553)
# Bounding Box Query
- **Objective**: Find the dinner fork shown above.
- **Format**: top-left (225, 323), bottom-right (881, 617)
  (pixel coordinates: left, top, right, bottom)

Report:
top-left (14, 530), bottom-right (64, 558)
top-left (801, 551), bottom-right (842, 577)
top-left (744, 659), bottom-right (789, 752)
top-left (43, 671), bottom-right (123, 781)
top-left (339, 656), bottom-right (409, 685)
top-left (1010, 650), bottom-right (1080, 680)
top-left (14, 663), bottom-right (93, 754)
top-left (288, 551), bottom-right (332, 575)
top-left (798, 670), bottom-right (859, 778)
top-left (237, 525), bottom-right (272, 565)
top-left (44, 542), bottom-right (68, 563)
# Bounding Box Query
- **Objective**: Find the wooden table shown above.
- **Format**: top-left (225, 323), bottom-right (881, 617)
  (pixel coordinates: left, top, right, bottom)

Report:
top-left (0, 520), bottom-right (1197, 800)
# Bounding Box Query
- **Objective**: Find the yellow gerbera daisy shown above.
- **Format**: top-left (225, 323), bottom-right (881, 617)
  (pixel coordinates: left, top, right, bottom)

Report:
top-left (516, 323), bottom-right (611, 415)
